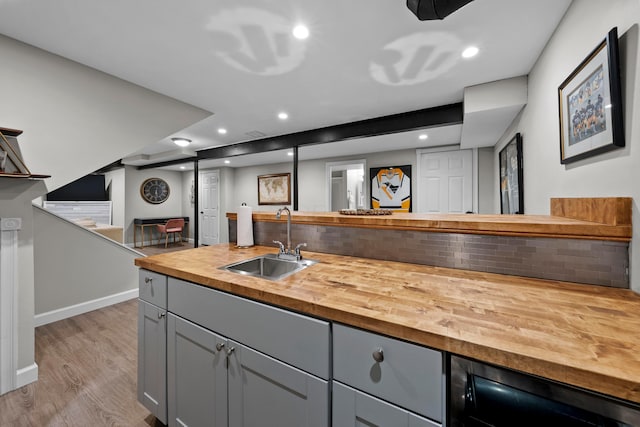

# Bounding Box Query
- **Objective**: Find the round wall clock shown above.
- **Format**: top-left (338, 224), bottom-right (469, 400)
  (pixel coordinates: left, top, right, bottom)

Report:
top-left (140, 177), bottom-right (170, 204)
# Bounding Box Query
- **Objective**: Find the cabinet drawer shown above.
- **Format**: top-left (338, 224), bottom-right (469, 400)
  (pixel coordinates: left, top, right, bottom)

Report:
top-left (333, 382), bottom-right (440, 427)
top-left (333, 323), bottom-right (443, 422)
top-left (139, 270), bottom-right (167, 308)
top-left (168, 277), bottom-right (330, 380)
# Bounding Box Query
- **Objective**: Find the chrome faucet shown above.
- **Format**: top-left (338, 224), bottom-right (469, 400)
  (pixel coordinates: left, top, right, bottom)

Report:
top-left (274, 207), bottom-right (306, 260)
top-left (275, 207), bottom-right (291, 253)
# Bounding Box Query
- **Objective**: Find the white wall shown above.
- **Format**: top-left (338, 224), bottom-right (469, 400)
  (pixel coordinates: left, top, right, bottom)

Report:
top-left (228, 149), bottom-right (488, 215)
top-left (294, 149), bottom-right (419, 212)
top-left (230, 163), bottom-right (294, 212)
top-left (119, 167), bottom-right (232, 245)
top-left (494, 0), bottom-right (640, 291)
top-left (299, 158), bottom-right (329, 211)
top-left (0, 181), bottom-right (46, 375)
top-left (226, 150), bottom-right (418, 213)
top-left (0, 35), bottom-right (211, 192)
top-left (33, 207), bottom-right (140, 317)
top-left (478, 147), bottom-right (495, 214)
top-left (0, 34), bottom-right (211, 383)
top-left (123, 167), bottom-right (184, 245)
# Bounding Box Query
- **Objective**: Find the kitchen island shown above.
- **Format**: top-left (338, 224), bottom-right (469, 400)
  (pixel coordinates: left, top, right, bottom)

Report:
top-left (135, 243), bottom-right (640, 405)
top-left (137, 198), bottom-right (639, 425)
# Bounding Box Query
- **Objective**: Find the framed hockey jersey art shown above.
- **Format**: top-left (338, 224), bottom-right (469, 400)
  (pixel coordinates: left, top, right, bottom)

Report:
top-left (370, 165), bottom-right (412, 212)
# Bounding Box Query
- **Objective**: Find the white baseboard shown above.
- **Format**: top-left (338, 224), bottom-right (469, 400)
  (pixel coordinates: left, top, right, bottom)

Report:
top-left (34, 288), bottom-right (139, 327)
top-left (125, 240), bottom-right (155, 248)
top-left (16, 363), bottom-right (38, 388)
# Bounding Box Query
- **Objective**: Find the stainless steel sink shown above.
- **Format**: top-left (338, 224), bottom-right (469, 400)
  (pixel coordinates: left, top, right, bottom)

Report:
top-left (220, 253), bottom-right (318, 281)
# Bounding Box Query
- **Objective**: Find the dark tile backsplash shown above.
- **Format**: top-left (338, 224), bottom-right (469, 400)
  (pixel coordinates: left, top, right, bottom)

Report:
top-left (228, 220), bottom-right (629, 288)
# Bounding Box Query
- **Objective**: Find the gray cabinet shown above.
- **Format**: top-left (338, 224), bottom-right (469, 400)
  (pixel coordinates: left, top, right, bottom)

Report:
top-left (148, 274), bottom-right (330, 427)
top-left (228, 340), bottom-right (329, 427)
top-left (167, 277), bottom-right (330, 380)
top-left (138, 270), bottom-right (168, 424)
top-left (333, 323), bottom-right (443, 425)
top-left (167, 314), bottom-right (227, 427)
top-left (333, 382), bottom-right (440, 427)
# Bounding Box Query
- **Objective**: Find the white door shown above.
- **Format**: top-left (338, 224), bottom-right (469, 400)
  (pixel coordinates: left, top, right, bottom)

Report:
top-left (417, 149), bottom-right (473, 213)
top-left (199, 170), bottom-right (219, 245)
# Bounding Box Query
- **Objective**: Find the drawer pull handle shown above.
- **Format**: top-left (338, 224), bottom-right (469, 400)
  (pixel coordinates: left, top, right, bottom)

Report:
top-left (372, 348), bottom-right (384, 363)
top-left (216, 343), bottom-right (225, 352)
top-left (145, 277), bottom-right (152, 284)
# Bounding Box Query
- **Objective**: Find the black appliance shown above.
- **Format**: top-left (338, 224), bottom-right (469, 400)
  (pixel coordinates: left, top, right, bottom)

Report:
top-left (449, 355), bottom-right (640, 426)
top-left (407, 0), bottom-right (474, 20)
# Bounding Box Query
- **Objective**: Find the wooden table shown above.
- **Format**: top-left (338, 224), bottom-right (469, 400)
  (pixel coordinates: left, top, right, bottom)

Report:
top-left (133, 216), bottom-right (189, 248)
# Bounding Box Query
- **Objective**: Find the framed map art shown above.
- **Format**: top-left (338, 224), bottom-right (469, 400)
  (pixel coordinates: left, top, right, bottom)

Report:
top-left (257, 173), bottom-right (291, 205)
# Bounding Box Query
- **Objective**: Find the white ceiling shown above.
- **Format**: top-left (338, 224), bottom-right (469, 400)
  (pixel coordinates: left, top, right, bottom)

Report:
top-left (0, 0), bottom-right (572, 169)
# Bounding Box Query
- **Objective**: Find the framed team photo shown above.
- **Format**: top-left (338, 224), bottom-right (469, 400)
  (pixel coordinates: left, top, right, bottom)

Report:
top-left (499, 133), bottom-right (524, 214)
top-left (370, 165), bottom-right (411, 212)
top-left (558, 27), bottom-right (624, 164)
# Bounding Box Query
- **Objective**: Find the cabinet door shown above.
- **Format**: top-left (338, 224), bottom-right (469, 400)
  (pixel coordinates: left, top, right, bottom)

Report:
top-left (137, 299), bottom-right (167, 424)
top-left (228, 340), bottom-right (329, 427)
top-left (333, 382), bottom-right (440, 427)
top-left (167, 314), bottom-right (228, 427)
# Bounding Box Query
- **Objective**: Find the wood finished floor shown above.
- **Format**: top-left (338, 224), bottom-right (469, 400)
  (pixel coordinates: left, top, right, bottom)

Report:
top-left (0, 299), bottom-right (162, 427)
top-left (135, 242), bottom-right (194, 257)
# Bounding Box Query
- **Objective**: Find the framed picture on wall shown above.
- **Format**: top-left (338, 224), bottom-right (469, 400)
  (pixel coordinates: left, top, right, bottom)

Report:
top-left (258, 173), bottom-right (291, 205)
top-left (558, 27), bottom-right (624, 164)
top-left (370, 165), bottom-right (412, 212)
top-left (499, 133), bottom-right (524, 214)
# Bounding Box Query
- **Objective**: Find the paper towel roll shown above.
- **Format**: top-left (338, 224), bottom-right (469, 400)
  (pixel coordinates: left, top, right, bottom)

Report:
top-left (237, 204), bottom-right (254, 247)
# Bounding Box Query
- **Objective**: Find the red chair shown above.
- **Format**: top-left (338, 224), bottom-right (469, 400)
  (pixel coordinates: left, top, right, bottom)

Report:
top-left (156, 218), bottom-right (185, 248)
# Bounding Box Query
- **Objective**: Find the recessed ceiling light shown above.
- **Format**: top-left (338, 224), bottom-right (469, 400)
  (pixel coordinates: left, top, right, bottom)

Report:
top-left (462, 46), bottom-right (479, 59)
top-left (218, 128), bottom-right (227, 134)
top-left (292, 24), bottom-right (309, 40)
top-left (224, 160), bottom-right (230, 164)
top-left (180, 166), bottom-right (186, 170)
top-left (278, 112), bottom-right (289, 120)
top-left (172, 137), bottom-right (191, 147)
top-left (419, 134), bottom-right (428, 140)
top-left (287, 152), bottom-right (294, 156)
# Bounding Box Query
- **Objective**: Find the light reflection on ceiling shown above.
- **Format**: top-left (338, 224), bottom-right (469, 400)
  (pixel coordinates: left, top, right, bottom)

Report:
top-left (206, 7), bottom-right (308, 76)
top-left (370, 32), bottom-right (462, 86)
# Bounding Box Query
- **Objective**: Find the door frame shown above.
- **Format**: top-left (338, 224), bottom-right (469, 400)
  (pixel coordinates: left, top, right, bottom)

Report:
top-left (325, 159), bottom-right (367, 211)
top-left (414, 146), bottom-right (478, 214)
top-left (198, 168), bottom-right (221, 246)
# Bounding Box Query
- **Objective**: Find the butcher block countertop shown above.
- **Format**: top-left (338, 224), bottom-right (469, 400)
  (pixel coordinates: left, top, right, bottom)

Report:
top-left (227, 211), bottom-right (631, 242)
top-left (228, 196), bottom-right (633, 241)
top-left (135, 244), bottom-right (640, 404)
